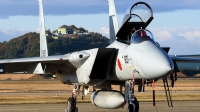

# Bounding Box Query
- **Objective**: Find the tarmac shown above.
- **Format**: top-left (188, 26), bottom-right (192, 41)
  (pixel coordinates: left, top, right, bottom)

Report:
top-left (0, 101), bottom-right (200, 112)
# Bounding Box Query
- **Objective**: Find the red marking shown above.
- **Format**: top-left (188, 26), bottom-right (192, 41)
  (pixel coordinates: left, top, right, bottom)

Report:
top-left (117, 59), bottom-right (122, 71)
top-left (60, 58), bottom-right (63, 60)
top-left (152, 79), bottom-right (156, 106)
top-left (153, 90), bottom-right (156, 106)
top-left (121, 101), bottom-right (127, 109)
top-left (132, 71), bottom-right (135, 87)
top-left (152, 79), bottom-right (155, 89)
top-left (72, 89), bottom-right (76, 97)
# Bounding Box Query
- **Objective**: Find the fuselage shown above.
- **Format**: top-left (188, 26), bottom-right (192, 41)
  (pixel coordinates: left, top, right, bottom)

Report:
top-left (107, 30), bottom-right (174, 80)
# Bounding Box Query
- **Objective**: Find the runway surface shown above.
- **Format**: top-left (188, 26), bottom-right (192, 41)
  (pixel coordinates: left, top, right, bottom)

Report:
top-left (0, 101), bottom-right (199, 112)
top-left (0, 90), bottom-right (199, 95)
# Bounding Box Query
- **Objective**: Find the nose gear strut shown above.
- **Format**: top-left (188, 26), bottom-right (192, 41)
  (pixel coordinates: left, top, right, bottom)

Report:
top-left (124, 70), bottom-right (139, 112)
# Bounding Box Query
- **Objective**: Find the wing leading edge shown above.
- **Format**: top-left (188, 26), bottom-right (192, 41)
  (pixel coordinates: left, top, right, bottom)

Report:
top-left (0, 51), bottom-right (90, 74)
top-left (171, 55), bottom-right (200, 62)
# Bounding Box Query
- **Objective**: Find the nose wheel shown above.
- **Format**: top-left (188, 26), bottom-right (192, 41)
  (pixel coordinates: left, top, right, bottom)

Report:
top-left (127, 97), bottom-right (139, 112)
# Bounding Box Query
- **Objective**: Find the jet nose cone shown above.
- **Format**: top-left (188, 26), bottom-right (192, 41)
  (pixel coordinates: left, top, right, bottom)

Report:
top-left (141, 46), bottom-right (174, 79)
top-left (165, 64), bottom-right (173, 73)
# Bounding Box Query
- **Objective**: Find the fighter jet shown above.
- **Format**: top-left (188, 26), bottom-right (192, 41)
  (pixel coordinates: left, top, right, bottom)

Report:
top-left (0, 0), bottom-right (200, 112)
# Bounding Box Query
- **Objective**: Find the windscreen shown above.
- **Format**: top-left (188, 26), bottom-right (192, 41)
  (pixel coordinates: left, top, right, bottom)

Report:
top-left (131, 29), bottom-right (155, 43)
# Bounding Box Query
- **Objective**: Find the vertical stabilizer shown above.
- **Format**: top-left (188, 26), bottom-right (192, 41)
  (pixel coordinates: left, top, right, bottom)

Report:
top-left (108, 0), bottom-right (119, 43)
top-left (38, 0), bottom-right (48, 57)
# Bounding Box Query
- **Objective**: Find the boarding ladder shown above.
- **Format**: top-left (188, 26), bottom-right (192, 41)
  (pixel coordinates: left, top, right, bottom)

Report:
top-left (163, 77), bottom-right (173, 108)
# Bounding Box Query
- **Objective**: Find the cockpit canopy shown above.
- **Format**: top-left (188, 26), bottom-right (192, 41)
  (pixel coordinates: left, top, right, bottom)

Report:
top-left (128, 3), bottom-right (152, 23)
top-left (116, 2), bottom-right (153, 40)
top-left (131, 29), bottom-right (155, 44)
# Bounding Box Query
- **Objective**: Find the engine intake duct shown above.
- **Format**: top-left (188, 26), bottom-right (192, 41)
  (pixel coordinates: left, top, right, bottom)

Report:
top-left (90, 48), bottom-right (116, 80)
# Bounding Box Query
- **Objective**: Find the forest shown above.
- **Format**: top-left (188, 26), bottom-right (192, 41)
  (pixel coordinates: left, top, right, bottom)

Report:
top-left (0, 31), bottom-right (109, 59)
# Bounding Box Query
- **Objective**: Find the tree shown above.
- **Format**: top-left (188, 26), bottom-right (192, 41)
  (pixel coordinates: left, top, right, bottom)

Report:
top-left (0, 25), bottom-right (110, 59)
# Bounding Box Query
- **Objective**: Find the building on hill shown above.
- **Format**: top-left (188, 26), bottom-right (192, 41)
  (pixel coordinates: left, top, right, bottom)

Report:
top-left (52, 28), bottom-right (73, 35)
top-left (45, 29), bottom-right (52, 37)
top-left (63, 34), bottom-right (74, 38)
top-left (49, 26), bottom-right (95, 39)
top-left (52, 27), bottom-right (74, 39)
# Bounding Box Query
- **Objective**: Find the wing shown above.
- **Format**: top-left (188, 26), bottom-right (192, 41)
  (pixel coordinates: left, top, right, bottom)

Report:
top-left (0, 51), bottom-right (90, 74)
top-left (0, 48), bottom-right (116, 85)
top-left (171, 55), bottom-right (200, 62)
top-left (170, 55), bottom-right (200, 72)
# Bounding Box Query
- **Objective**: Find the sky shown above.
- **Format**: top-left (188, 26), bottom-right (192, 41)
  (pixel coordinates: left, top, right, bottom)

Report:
top-left (0, 0), bottom-right (200, 55)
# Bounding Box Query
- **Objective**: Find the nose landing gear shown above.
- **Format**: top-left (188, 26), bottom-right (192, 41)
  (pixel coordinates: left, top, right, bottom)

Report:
top-left (125, 70), bottom-right (139, 112)
top-left (127, 97), bottom-right (139, 112)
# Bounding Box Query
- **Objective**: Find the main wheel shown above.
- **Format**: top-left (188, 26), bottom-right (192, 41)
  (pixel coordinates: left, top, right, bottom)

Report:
top-left (66, 97), bottom-right (77, 112)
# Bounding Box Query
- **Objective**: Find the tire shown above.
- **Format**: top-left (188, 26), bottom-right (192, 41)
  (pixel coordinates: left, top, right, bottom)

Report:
top-left (127, 104), bottom-right (134, 112)
top-left (66, 97), bottom-right (76, 112)
top-left (75, 107), bottom-right (78, 112)
top-left (127, 97), bottom-right (139, 112)
top-left (133, 97), bottom-right (139, 112)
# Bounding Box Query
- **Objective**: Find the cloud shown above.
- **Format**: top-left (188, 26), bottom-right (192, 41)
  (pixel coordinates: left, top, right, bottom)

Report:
top-left (150, 28), bottom-right (173, 42)
top-left (100, 27), bottom-right (109, 36)
top-left (0, 0), bottom-right (200, 18)
top-left (1, 26), bottom-right (200, 55)
top-left (87, 27), bottom-right (109, 38)
top-left (0, 27), bottom-right (31, 42)
top-left (149, 27), bottom-right (200, 55)
top-left (177, 30), bottom-right (200, 41)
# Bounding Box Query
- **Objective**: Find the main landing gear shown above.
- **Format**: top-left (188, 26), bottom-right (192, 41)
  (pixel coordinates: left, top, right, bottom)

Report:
top-left (66, 97), bottom-right (77, 112)
top-left (65, 85), bottom-right (89, 112)
top-left (65, 85), bottom-right (78, 112)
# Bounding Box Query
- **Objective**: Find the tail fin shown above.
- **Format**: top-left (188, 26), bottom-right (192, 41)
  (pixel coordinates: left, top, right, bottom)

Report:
top-left (108, 0), bottom-right (119, 43)
top-left (38, 0), bottom-right (48, 57)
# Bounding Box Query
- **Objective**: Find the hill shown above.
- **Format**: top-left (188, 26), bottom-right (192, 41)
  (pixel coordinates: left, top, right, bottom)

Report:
top-left (0, 26), bottom-right (110, 59)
